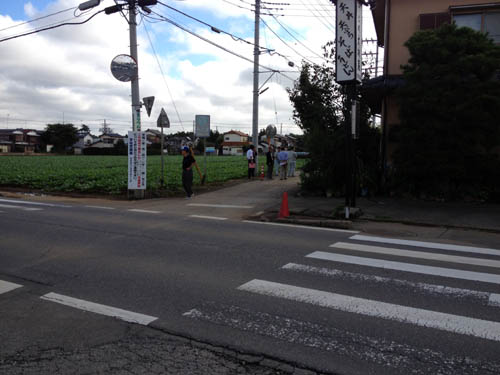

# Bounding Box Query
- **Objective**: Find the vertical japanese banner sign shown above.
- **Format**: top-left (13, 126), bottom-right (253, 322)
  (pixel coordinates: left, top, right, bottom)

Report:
top-left (336, 0), bottom-right (362, 84)
top-left (128, 131), bottom-right (147, 190)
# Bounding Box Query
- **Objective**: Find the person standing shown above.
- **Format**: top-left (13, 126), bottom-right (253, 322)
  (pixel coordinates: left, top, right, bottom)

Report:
top-left (266, 145), bottom-right (274, 179)
top-left (274, 146), bottom-right (280, 176)
top-left (246, 145), bottom-right (256, 179)
top-left (277, 147), bottom-right (288, 180)
top-left (181, 146), bottom-right (196, 198)
top-left (287, 146), bottom-right (297, 177)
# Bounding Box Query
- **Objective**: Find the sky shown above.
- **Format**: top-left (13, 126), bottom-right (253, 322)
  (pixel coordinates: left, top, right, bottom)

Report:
top-left (0, 0), bottom-right (380, 136)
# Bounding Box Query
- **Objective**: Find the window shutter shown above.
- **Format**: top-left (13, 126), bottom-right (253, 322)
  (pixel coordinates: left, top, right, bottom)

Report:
top-left (420, 13), bottom-right (436, 29)
top-left (436, 13), bottom-right (451, 28)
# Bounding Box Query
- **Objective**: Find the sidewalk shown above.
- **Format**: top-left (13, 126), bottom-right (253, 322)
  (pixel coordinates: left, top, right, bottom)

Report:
top-left (285, 193), bottom-right (500, 233)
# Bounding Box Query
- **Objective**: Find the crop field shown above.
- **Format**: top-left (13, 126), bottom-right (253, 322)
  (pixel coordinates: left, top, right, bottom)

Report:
top-left (0, 155), bottom-right (304, 195)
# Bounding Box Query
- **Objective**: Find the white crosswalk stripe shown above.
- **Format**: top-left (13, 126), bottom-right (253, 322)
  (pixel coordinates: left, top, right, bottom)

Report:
top-left (238, 279), bottom-right (500, 342)
top-left (350, 234), bottom-right (500, 256)
top-left (185, 234), bottom-right (500, 371)
top-left (0, 280), bottom-right (22, 295)
top-left (330, 242), bottom-right (500, 269)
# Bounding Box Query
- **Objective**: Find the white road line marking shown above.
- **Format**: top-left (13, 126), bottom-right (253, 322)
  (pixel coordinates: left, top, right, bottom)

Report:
top-left (85, 205), bottom-right (115, 210)
top-left (307, 251), bottom-right (500, 285)
top-left (187, 203), bottom-right (254, 209)
top-left (489, 294), bottom-right (500, 307)
top-left (238, 279), bottom-right (500, 342)
top-left (242, 220), bottom-right (359, 234)
top-left (0, 203), bottom-right (42, 211)
top-left (254, 211), bottom-right (264, 216)
top-left (282, 263), bottom-right (497, 304)
top-left (0, 198), bottom-right (70, 208)
top-left (330, 242), bottom-right (500, 269)
top-left (189, 215), bottom-right (228, 221)
top-left (0, 280), bottom-right (22, 295)
top-left (350, 235), bottom-right (500, 257)
top-left (40, 292), bottom-right (157, 325)
top-left (127, 209), bottom-right (161, 214)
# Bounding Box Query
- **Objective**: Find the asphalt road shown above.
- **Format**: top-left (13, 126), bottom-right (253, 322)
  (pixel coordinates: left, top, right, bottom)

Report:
top-left (1, 182), bottom-right (500, 374)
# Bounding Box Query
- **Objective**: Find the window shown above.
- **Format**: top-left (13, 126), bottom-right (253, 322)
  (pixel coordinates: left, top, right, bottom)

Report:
top-left (420, 13), bottom-right (451, 30)
top-left (453, 12), bottom-right (500, 43)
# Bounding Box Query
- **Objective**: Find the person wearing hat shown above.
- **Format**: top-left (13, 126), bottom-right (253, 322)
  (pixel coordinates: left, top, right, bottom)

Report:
top-left (181, 145), bottom-right (196, 198)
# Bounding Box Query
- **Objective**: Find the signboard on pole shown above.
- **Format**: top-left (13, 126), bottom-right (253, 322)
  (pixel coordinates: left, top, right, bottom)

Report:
top-left (195, 115), bottom-right (210, 138)
top-left (335, 0), bottom-right (362, 84)
top-left (128, 131), bottom-right (147, 190)
top-left (143, 96), bottom-right (155, 117)
top-left (157, 108), bottom-right (170, 128)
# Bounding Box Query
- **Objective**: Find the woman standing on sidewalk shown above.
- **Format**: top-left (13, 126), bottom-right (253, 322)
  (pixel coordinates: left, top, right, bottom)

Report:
top-left (247, 145), bottom-right (256, 179)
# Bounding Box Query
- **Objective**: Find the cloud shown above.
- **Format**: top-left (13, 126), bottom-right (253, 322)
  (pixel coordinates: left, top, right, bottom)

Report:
top-left (0, 0), bottom-right (378, 135)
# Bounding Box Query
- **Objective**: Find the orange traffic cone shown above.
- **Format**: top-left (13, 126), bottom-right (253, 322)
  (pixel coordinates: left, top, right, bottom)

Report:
top-left (279, 192), bottom-right (290, 218)
top-left (260, 165), bottom-right (265, 180)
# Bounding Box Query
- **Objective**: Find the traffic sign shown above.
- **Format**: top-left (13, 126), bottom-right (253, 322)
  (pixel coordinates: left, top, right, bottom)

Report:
top-left (195, 115), bottom-right (210, 138)
top-left (143, 96), bottom-right (155, 117)
top-left (157, 108), bottom-right (170, 128)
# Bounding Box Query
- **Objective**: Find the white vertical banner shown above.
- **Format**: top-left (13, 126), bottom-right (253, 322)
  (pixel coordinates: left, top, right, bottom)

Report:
top-left (336, 0), bottom-right (362, 84)
top-left (128, 131), bottom-right (147, 190)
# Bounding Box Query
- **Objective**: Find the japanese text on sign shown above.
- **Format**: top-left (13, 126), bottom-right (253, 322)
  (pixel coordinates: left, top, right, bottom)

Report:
top-left (128, 131), bottom-right (147, 190)
top-left (336, 0), bottom-right (362, 84)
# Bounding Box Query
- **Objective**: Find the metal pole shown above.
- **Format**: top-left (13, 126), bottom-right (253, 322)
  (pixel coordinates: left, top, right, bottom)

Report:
top-left (160, 125), bottom-right (165, 187)
top-left (344, 85), bottom-right (354, 219)
top-left (203, 138), bottom-right (207, 179)
top-left (252, 0), bottom-right (260, 170)
top-left (129, 1), bottom-right (144, 199)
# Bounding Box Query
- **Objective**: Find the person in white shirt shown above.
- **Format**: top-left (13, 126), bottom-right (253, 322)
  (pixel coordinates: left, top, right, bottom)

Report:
top-left (246, 145), bottom-right (256, 179)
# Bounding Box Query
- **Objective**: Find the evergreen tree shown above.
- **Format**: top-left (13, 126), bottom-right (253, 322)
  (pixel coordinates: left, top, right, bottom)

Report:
top-left (393, 23), bottom-right (500, 200)
top-left (288, 62), bottom-right (379, 195)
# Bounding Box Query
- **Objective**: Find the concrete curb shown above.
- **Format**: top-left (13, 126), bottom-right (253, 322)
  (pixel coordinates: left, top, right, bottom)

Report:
top-left (274, 217), bottom-right (354, 230)
top-left (357, 217), bottom-right (500, 234)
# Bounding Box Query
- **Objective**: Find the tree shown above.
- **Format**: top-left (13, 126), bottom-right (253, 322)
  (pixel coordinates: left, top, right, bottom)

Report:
top-left (288, 61), bottom-right (380, 195)
top-left (393, 23), bottom-right (500, 200)
top-left (79, 124), bottom-right (90, 133)
top-left (41, 124), bottom-right (79, 153)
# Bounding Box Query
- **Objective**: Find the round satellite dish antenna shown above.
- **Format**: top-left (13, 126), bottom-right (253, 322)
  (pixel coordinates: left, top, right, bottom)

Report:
top-left (110, 54), bottom-right (138, 82)
top-left (266, 124), bottom-right (277, 137)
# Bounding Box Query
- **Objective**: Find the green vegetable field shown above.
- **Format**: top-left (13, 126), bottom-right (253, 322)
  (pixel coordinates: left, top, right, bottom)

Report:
top-left (0, 155), bottom-right (304, 195)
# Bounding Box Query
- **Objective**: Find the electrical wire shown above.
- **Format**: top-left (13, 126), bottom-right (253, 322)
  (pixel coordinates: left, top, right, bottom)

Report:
top-left (142, 18), bottom-right (185, 131)
top-left (143, 10), bottom-right (296, 82)
top-left (0, 10), bottom-right (105, 44)
top-left (259, 17), bottom-right (316, 65)
top-left (0, 6), bottom-right (77, 33)
top-left (269, 14), bottom-right (329, 61)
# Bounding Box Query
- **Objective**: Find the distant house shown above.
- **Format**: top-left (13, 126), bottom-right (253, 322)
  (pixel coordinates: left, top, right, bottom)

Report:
top-left (222, 130), bottom-right (250, 156)
top-left (165, 135), bottom-right (192, 154)
top-left (0, 128), bottom-right (43, 153)
top-left (145, 129), bottom-right (167, 145)
top-left (258, 133), bottom-right (296, 153)
top-left (73, 132), bottom-right (94, 155)
top-left (99, 133), bottom-right (124, 145)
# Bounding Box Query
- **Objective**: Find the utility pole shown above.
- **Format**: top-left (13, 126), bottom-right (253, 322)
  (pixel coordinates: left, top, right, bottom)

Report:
top-left (252, 0), bottom-right (260, 168)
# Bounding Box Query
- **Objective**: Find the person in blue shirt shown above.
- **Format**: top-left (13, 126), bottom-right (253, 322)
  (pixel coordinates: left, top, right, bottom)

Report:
top-left (277, 147), bottom-right (289, 180)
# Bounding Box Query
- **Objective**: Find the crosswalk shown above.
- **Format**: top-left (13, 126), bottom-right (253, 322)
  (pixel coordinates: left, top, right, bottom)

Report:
top-left (184, 234), bottom-right (500, 373)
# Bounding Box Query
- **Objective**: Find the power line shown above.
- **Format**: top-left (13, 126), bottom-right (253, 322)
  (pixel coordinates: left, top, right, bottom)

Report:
top-left (143, 10), bottom-right (297, 82)
top-left (269, 14), bottom-right (328, 62)
top-left (0, 10), bottom-right (105, 44)
top-left (260, 17), bottom-right (316, 65)
top-left (0, 6), bottom-right (77, 33)
top-left (155, 1), bottom-right (292, 63)
top-left (142, 18), bottom-right (185, 131)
